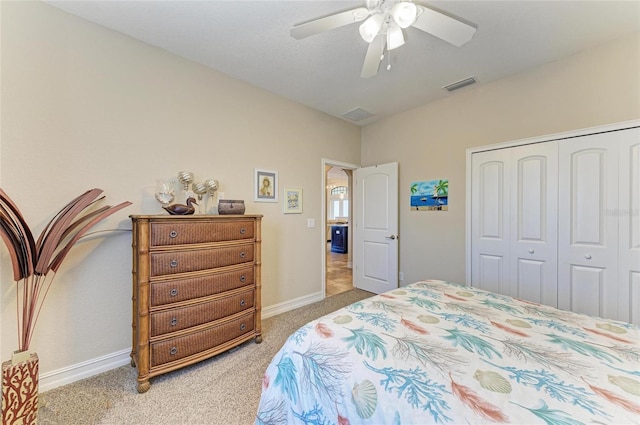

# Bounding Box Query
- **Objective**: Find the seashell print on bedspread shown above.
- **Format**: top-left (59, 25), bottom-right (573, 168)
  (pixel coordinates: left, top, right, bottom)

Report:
top-left (255, 280), bottom-right (640, 424)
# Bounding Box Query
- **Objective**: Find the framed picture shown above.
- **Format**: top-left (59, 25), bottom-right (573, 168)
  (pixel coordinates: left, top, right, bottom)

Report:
top-left (254, 168), bottom-right (278, 202)
top-left (410, 179), bottom-right (449, 211)
top-left (283, 187), bottom-right (302, 214)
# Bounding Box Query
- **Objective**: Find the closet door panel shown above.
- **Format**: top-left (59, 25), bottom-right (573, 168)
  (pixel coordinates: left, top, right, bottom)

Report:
top-left (471, 149), bottom-right (511, 295)
top-left (558, 133), bottom-right (619, 319)
top-left (618, 128), bottom-right (640, 324)
top-left (509, 143), bottom-right (558, 305)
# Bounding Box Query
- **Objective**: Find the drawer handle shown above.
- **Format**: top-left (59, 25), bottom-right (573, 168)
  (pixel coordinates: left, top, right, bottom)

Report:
top-left (170, 259), bottom-right (178, 268)
top-left (240, 275), bottom-right (246, 282)
top-left (170, 347), bottom-right (178, 356)
top-left (240, 299), bottom-right (246, 307)
top-left (240, 323), bottom-right (246, 331)
top-left (170, 317), bottom-right (178, 326)
top-left (169, 230), bottom-right (178, 238)
top-left (170, 288), bottom-right (178, 297)
top-left (240, 228), bottom-right (246, 235)
top-left (240, 251), bottom-right (246, 259)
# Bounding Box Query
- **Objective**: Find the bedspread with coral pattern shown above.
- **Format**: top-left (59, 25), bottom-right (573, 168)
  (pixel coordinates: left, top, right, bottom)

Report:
top-left (255, 280), bottom-right (640, 424)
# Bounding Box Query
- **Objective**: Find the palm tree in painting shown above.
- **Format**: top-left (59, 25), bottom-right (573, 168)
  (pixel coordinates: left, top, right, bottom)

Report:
top-left (433, 180), bottom-right (448, 210)
top-left (410, 183), bottom-right (418, 195)
top-left (434, 180), bottom-right (448, 197)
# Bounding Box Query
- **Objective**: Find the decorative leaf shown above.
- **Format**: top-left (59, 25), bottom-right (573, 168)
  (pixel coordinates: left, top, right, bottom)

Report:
top-left (0, 188), bottom-right (130, 351)
top-left (49, 201), bottom-right (131, 272)
top-left (315, 322), bottom-right (333, 338)
top-left (583, 377), bottom-right (640, 414)
top-left (546, 333), bottom-right (619, 363)
top-left (583, 327), bottom-right (632, 344)
top-left (450, 372), bottom-right (508, 422)
top-left (491, 320), bottom-right (529, 337)
top-left (483, 361), bottom-right (609, 417)
top-left (444, 293), bottom-right (467, 302)
top-left (596, 322), bottom-right (627, 334)
top-left (443, 328), bottom-right (502, 359)
top-left (274, 355), bottom-right (299, 404)
top-left (506, 319), bottom-right (532, 328)
top-left (343, 327), bottom-right (388, 360)
top-left (512, 399), bottom-right (586, 425)
top-left (608, 375), bottom-right (640, 396)
top-left (401, 318), bottom-right (429, 335)
top-left (417, 315), bottom-right (439, 324)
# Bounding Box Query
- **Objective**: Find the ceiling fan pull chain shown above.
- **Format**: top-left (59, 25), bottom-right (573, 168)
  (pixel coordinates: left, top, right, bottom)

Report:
top-left (387, 50), bottom-right (391, 71)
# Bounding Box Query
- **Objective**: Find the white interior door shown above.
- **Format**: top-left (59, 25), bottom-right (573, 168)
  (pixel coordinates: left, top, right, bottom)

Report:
top-left (618, 127), bottom-right (640, 324)
top-left (508, 143), bottom-right (559, 306)
top-left (471, 149), bottom-right (511, 295)
top-left (354, 162), bottom-right (398, 294)
top-left (558, 133), bottom-right (619, 318)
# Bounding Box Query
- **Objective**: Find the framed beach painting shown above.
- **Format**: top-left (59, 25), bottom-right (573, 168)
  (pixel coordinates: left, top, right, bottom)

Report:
top-left (283, 187), bottom-right (302, 214)
top-left (254, 169), bottom-right (278, 202)
top-left (410, 179), bottom-right (448, 211)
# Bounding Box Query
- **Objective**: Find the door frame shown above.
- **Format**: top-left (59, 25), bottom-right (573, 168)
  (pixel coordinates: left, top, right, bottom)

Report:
top-left (465, 119), bottom-right (640, 285)
top-left (321, 158), bottom-right (359, 298)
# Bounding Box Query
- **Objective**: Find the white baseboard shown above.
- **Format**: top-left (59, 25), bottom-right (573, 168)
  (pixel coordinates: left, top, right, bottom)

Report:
top-left (39, 348), bottom-right (131, 392)
top-left (39, 294), bottom-right (323, 391)
top-left (261, 291), bottom-right (324, 319)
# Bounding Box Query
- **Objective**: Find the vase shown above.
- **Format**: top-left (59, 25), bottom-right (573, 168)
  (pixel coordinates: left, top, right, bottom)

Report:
top-left (2, 351), bottom-right (38, 425)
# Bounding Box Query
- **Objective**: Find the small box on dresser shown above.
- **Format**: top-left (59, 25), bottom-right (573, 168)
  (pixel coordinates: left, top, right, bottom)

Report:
top-left (130, 214), bottom-right (262, 393)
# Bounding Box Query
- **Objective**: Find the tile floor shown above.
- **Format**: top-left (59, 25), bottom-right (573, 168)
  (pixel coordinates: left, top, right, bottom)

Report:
top-left (326, 242), bottom-right (353, 296)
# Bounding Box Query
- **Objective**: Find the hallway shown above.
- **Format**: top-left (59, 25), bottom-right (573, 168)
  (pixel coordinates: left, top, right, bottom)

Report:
top-left (326, 242), bottom-right (352, 296)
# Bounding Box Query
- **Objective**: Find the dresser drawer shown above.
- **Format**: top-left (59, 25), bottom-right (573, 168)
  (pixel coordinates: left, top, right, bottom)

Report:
top-left (151, 288), bottom-right (254, 336)
top-left (150, 243), bottom-right (254, 276)
top-left (150, 220), bottom-right (254, 247)
top-left (151, 266), bottom-right (254, 306)
top-left (150, 311), bottom-right (255, 367)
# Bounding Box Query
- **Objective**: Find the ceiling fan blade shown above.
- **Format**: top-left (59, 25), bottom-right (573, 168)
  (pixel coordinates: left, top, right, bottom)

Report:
top-left (361, 34), bottom-right (386, 78)
top-left (290, 7), bottom-right (369, 40)
top-left (412, 5), bottom-right (476, 47)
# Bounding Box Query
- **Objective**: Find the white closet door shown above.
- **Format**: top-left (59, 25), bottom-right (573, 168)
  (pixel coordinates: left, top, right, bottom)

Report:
top-left (471, 149), bottom-right (511, 295)
top-left (509, 143), bottom-right (559, 306)
top-left (558, 133), bottom-right (619, 319)
top-left (618, 127), bottom-right (640, 325)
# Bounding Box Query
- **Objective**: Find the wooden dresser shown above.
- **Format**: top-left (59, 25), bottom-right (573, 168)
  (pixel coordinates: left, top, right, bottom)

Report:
top-left (130, 214), bottom-right (262, 393)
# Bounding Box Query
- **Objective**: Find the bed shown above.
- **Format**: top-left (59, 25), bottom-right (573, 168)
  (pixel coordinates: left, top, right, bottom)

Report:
top-left (255, 279), bottom-right (639, 424)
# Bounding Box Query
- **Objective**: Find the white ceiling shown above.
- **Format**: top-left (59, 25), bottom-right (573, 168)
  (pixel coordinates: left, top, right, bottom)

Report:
top-left (46, 0), bottom-right (640, 126)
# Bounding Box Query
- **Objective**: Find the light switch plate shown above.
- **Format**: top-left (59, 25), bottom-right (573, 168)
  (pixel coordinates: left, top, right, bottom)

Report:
top-left (307, 218), bottom-right (315, 228)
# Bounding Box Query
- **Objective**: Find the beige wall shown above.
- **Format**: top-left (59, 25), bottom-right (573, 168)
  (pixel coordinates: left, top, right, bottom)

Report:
top-left (362, 32), bottom-right (640, 286)
top-left (0, 1), bottom-right (360, 380)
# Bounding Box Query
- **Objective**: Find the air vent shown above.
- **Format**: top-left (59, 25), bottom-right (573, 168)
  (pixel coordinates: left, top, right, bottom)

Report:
top-left (342, 107), bottom-right (374, 122)
top-left (443, 77), bottom-right (477, 92)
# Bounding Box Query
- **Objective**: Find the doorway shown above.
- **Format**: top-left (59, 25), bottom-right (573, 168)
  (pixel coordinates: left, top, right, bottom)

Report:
top-left (322, 159), bottom-right (358, 297)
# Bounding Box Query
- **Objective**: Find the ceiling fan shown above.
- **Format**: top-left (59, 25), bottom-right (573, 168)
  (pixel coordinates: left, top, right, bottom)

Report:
top-left (290, 0), bottom-right (476, 78)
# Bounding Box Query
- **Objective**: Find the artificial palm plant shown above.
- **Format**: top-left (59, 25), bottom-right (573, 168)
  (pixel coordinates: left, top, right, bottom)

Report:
top-left (0, 188), bottom-right (131, 352)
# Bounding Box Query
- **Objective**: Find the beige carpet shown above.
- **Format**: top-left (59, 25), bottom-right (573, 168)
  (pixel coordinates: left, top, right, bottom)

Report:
top-left (38, 288), bottom-right (372, 425)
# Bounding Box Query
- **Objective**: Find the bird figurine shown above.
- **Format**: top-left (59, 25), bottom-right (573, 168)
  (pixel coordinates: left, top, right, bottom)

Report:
top-left (163, 197), bottom-right (197, 215)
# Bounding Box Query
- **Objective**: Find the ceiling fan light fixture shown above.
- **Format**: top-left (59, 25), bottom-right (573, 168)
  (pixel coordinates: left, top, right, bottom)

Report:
top-left (359, 13), bottom-right (384, 43)
top-left (390, 2), bottom-right (417, 28)
top-left (386, 23), bottom-right (405, 50)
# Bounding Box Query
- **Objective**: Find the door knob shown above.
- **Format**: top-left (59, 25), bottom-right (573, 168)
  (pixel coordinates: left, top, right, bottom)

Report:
top-left (385, 235), bottom-right (396, 240)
